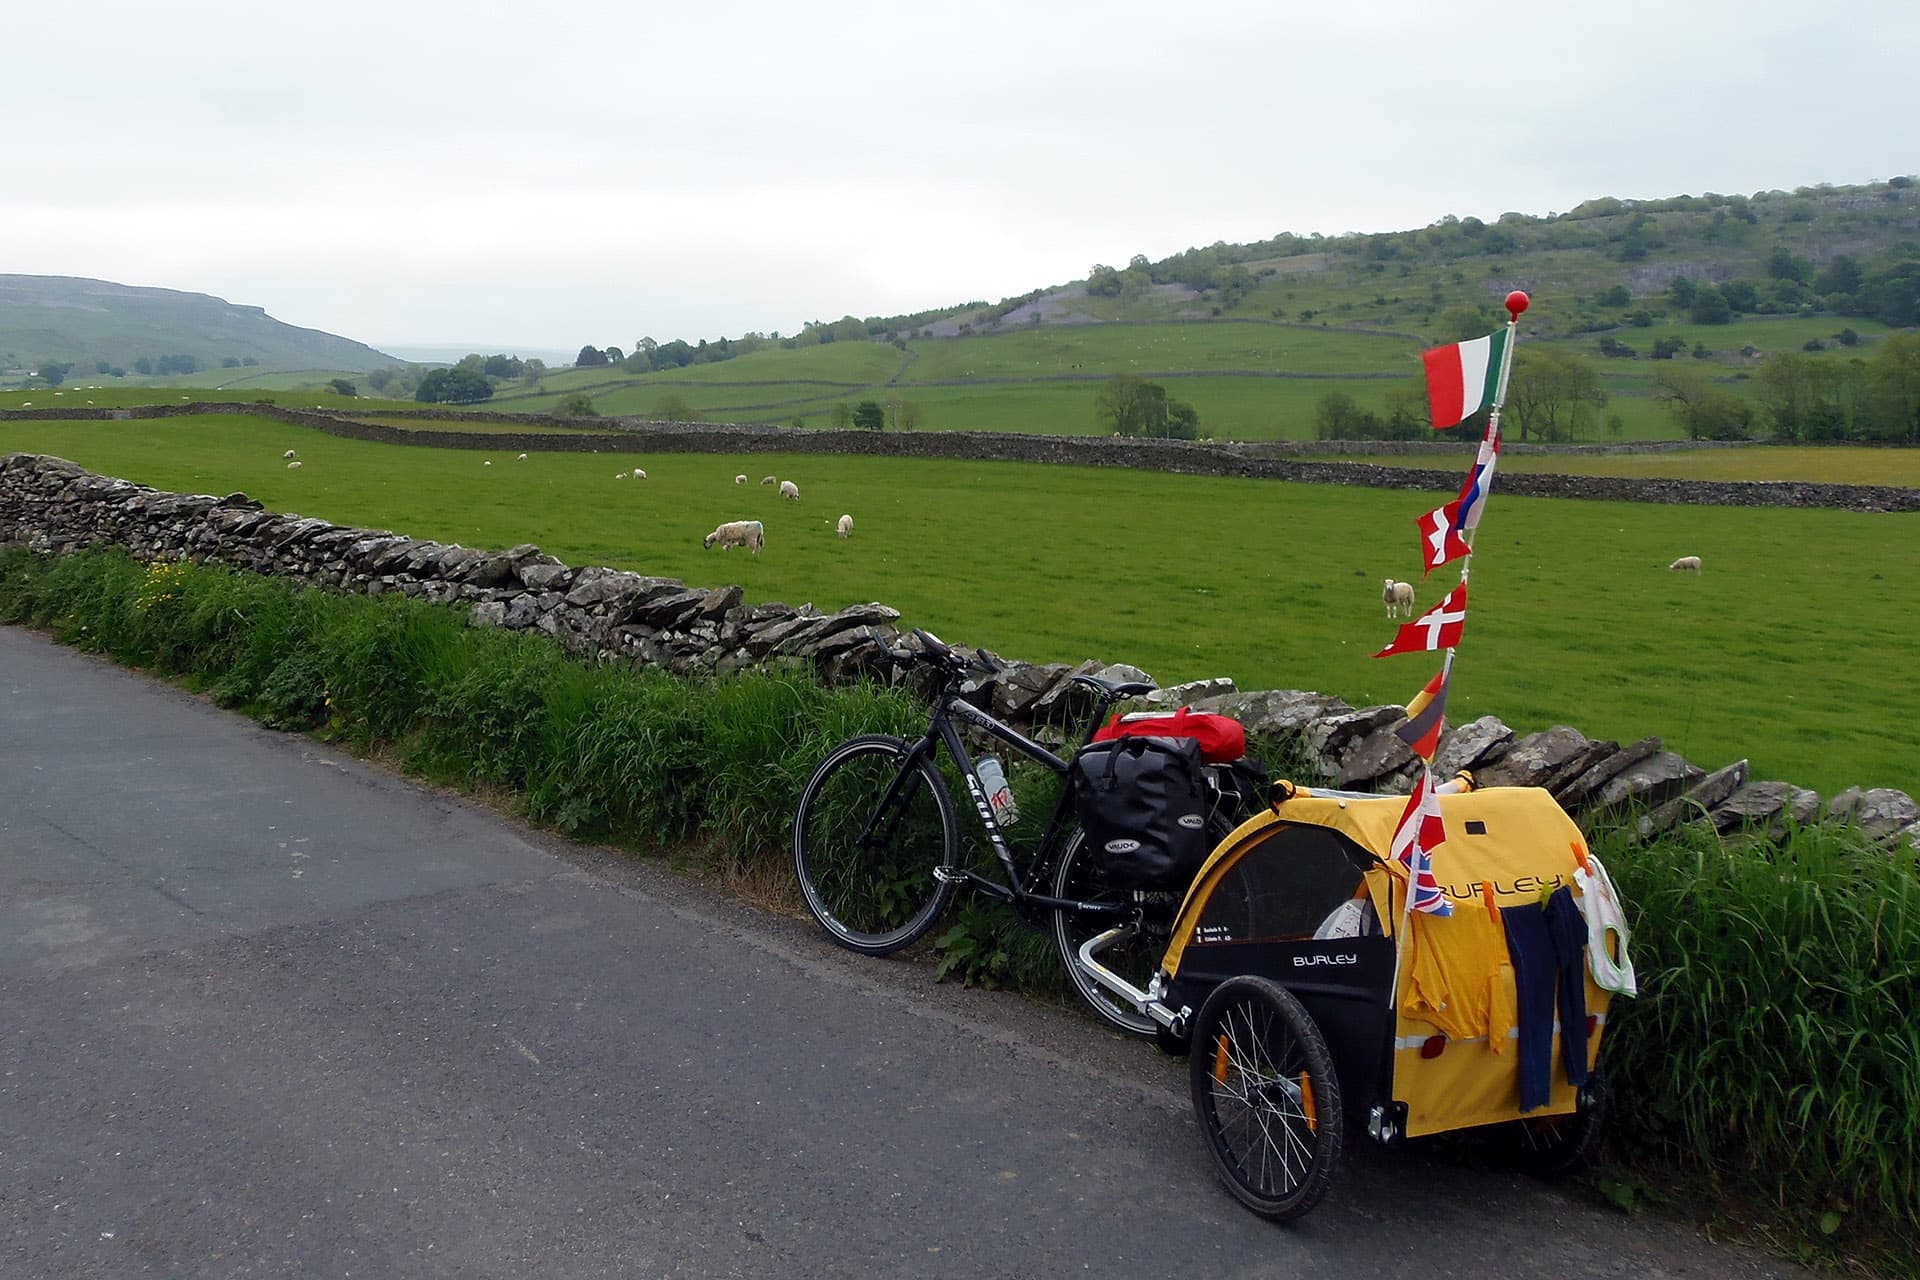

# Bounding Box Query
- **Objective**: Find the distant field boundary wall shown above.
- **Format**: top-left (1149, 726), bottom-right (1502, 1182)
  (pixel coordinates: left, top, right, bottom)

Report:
top-left (4, 402), bottom-right (1918, 512)
top-left (3, 450), bottom-right (1916, 853)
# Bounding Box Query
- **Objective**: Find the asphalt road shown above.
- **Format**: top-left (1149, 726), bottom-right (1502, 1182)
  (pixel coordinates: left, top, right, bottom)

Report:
top-left (0, 626), bottom-right (1811, 1279)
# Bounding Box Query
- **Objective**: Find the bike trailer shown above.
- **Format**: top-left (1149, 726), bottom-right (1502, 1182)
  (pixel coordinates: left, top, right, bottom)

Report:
top-left (1160, 783), bottom-right (1616, 1142)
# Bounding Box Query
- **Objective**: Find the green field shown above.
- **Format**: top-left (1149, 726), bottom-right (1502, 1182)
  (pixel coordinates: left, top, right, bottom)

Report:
top-left (4, 414), bottom-right (1914, 797)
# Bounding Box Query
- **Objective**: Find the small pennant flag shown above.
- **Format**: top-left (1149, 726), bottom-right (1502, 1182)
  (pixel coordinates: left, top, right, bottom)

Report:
top-left (1395, 668), bottom-right (1450, 761)
top-left (1415, 426), bottom-right (1500, 574)
top-left (1416, 499), bottom-right (1471, 575)
top-left (1423, 328), bottom-right (1509, 430)
top-left (1389, 767), bottom-right (1452, 916)
top-left (1373, 584), bottom-right (1468, 658)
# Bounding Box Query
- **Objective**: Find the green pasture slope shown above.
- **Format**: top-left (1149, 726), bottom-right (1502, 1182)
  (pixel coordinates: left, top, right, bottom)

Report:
top-left (4, 414), bottom-right (1915, 798)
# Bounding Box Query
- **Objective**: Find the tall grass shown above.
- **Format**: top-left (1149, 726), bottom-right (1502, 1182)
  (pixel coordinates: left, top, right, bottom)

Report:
top-left (1594, 814), bottom-right (1919, 1243)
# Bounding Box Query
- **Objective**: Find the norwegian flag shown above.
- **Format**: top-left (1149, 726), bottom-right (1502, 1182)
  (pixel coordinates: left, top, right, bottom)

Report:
top-left (1416, 427), bottom-right (1499, 576)
top-left (1389, 766), bottom-right (1452, 916)
top-left (1373, 584), bottom-right (1468, 658)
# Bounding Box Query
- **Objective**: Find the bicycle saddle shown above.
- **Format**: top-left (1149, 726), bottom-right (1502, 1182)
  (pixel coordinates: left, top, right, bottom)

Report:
top-left (1070, 672), bottom-right (1154, 700)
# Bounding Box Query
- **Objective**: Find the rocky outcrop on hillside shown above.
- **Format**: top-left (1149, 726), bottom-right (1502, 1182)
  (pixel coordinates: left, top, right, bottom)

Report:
top-left (2, 450), bottom-right (1913, 850)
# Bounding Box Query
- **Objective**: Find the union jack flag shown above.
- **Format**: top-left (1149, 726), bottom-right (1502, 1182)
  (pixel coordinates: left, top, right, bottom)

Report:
top-left (1388, 766), bottom-right (1452, 916)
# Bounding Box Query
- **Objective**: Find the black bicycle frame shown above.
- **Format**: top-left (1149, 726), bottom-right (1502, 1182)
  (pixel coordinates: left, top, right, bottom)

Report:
top-left (901, 690), bottom-right (1130, 923)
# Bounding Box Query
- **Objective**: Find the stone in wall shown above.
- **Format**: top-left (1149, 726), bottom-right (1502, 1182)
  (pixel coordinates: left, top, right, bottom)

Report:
top-left (1637, 759), bottom-right (1750, 839)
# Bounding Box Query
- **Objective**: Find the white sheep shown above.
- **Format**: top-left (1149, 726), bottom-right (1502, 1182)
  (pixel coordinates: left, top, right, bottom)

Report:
top-left (483, 459), bottom-right (492, 466)
top-left (1669, 555), bottom-right (1702, 572)
top-left (836, 513), bottom-right (853, 538)
top-left (760, 475), bottom-right (777, 486)
top-left (703, 519), bottom-right (765, 555)
top-left (517, 452), bottom-right (528, 461)
top-left (779, 480), bottom-right (800, 501)
top-left (283, 449), bottom-right (297, 460)
top-left (735, 473), bottom-right (748, 485)
top-left (287, 460), bottom-right (303, 470)
top-left (632, 467), bottom-right (647, 479)
top-left (614, 472), bottom-right (625, 480)
top-left (1383, 578), bottom-right (1414, 618)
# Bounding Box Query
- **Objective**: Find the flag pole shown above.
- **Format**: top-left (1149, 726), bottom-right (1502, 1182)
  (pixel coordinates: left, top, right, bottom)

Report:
top-left (1436, 291), bottom-right (1528, 752)
top-left (1389, 292), bottom-right (1528, 1008)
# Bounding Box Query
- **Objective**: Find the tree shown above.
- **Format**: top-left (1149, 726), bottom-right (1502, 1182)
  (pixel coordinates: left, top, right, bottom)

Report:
top-left (851, 400), bottom-right (886, 431)
top-left (829, 402), bottom-right (853, 428)
top-left (1689, 284), bottom-right (1732, 325)
top-left (1668, 277), bottom-right (1697, 310)
top-left (134, 357), bottom-right (153, 376)
top-left (604, 346), bottom-right (624, 365)
top-left (1595, 285), bottom-right (1631, 307)
top-left (35, 360), bottom-right (72, 386)
top-left (1651, 365), bottom-right (1753, 440)
top-left (555, 392), bottom-right (598, 417)
top-left (1868, 331), bottom-right (1920, 443)
top-left (575, 344), bottom-right (609, 367)
top-left (326, 378), bottom-right (356, 396)
top-left (1313, 391), bottom-right (1379, 441)
top-left (414, 368), bottom-right (493, 404)
top-left (1651, 336), bottom-right (1686, 360)
top-left (1095, 374), bottom-right (1171, 436)
top-left (95, 360), bottom-right (112, 375)
top-left (652, 394), bottom-right (695, 421)
top-left (221, 357), bottom-right (241, 369)
top-left (1507, 348), bottom-right (1606, 442)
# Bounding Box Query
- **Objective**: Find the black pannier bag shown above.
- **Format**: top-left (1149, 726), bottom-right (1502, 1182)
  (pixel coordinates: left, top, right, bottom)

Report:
top-left (1070, 734), bottom-right (1210, 891)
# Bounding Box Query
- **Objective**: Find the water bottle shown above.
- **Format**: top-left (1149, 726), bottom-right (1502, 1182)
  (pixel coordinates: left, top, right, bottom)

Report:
top-left (975, 755), bottom-right (1020, 826)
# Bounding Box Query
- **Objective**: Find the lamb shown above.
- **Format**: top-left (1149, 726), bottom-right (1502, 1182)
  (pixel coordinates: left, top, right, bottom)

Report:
top-left (836, 513), bottom-right (853, 538)
top-left (283, 449), bottom-right (297, 460)
top-left (735, 474), bottom-right (748, 485)
top-left (632, 468), bottom-right (646, 479)
top-left (1669, 555), bottom-right (1702, 572)
top-left (1383, 578), bottom-right (1414, 618)
top-left (779, 480), bottom-right (800, 501)
top-left (760, 475), bottom-right (777, 486)
top-left (703, 519), bottom-right (765, 554)
top-left (287, 460), bottom-right (303, 470)
top-left (517, 452), bottom-right (528, 461)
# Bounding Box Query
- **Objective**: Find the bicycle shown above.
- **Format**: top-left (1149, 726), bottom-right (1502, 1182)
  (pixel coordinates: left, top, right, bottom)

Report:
top-left (791, 627), bottom-right (1251, 1035)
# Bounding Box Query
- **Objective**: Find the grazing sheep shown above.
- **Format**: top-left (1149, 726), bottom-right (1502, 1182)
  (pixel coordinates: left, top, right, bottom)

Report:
top-left (287, 460), bottom-right (303, 470)
top-left (779, 480), bottom-right (800, 501)
top-left (735, 474), bottom-right (748, 485)
top-left (614, 472), bottom-right (625, 480)
top-left (283, 449), bottom-right (297, 460)
top-left (702, 519), bottom-right (765, 555)
top-left (836, 513), bottom-right (853, 538)
top-left (1669, 555), bottom-right (1702, 572)
top-left (760, 475), bottom-right (777, 486)
top-left (484, 460), bottom-right (492, 466)
top-left (517, 452), bottom-right (528, 461)
top-left (632, 468), bottom-right (646, 479)
top-left (1383, 578), bottom-right (1414, 618)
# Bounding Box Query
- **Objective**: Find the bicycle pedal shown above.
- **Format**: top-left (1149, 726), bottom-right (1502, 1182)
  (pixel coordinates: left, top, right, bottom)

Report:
top-left (933, 865), bottom-right (966, 885)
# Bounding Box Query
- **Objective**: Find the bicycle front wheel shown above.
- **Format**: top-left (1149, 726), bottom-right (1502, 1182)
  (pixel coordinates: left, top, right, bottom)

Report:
top-left (793, 734), bottom-right (958, 955)
top-left (1190, 975), bottom-right (1343, 1221)
top-left (1050, 828), bottom-right (1176, 1038)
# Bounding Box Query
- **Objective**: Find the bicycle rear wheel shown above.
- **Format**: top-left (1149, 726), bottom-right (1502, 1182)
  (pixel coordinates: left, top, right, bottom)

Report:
top-left (793, 734), bottom-right (958, 955)
top-left (1190, 976), bottom-right (1343, 1221)
top-left (1050, 828), bottom-right (1178, 1038)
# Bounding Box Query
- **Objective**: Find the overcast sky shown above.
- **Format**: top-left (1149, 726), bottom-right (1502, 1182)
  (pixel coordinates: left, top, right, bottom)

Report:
top-left (6, 0), bottom-right (1914, 356)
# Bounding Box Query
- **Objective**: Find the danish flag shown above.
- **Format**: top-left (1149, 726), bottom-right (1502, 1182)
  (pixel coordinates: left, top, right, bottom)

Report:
top-left (1373, 584), bottom-right (1468, 658)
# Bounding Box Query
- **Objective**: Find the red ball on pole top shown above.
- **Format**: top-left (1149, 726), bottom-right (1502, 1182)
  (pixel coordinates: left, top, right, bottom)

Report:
top-left (1505, 290), bottom-right (1531, 319)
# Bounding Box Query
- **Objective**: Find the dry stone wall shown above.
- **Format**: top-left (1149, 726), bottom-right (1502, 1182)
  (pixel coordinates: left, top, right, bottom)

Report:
top-left (3, 449), bottom-right (1915, 849)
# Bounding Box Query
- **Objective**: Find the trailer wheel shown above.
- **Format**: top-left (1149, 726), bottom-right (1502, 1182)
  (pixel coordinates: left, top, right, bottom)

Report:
top-left (1508, 1073), bottom-right (1609, 1177)
top-left (1189, 976), bottom-right (1343, 1221)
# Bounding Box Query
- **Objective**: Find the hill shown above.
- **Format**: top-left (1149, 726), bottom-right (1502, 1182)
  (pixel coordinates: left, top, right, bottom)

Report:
top-left (0, 275), bottom-right (401, 379)
top-left (495, 177), bottom-right (1918, 442)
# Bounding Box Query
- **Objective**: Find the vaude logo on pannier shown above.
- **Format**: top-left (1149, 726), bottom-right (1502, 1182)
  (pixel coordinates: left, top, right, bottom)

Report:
top-left (1292, 953), bottom-right (1359, 967)
top-left (1104, 838), bottom-right (1142, 855)
top-left (1177, 813), bottom-right (1205, 830)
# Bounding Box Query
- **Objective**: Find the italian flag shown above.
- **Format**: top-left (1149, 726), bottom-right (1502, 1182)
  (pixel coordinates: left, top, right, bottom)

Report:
top-left (1422, 328), bottom-right (1508, 430)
